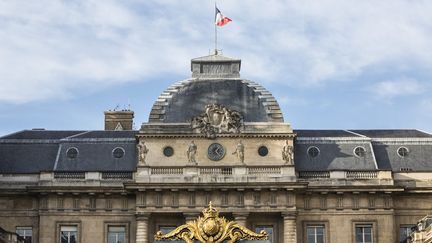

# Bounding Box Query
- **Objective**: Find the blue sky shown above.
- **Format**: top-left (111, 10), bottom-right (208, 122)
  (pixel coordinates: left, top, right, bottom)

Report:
top-left (1, 0), bottom-right (432, 136)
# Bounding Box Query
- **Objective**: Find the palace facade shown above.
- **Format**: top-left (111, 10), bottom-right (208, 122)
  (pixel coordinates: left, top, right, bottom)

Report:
top-left (1, 54), bottom-right (432, 243)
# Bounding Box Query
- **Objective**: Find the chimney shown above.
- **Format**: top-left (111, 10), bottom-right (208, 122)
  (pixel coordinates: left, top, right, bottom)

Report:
top-left (104, 110), bottom-right (134, 130)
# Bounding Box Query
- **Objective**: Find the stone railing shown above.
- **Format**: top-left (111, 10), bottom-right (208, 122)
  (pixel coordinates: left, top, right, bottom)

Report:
top-left (298, 171), bottom-right (330, 179)
top-left (101, 172), bottom-right (133, 180)
top-left (248, 167), bottom-right (281, 175)
top-left (200, 167), bottom-right (233, 175)
top-left (54, 172), bottom-right (85, 180)
top-left (151, 167), bottom-right (183, 175)
top-left (298, 171), bottom-right (392, 181)
top-left (346, 171), bottom-right (378, 179)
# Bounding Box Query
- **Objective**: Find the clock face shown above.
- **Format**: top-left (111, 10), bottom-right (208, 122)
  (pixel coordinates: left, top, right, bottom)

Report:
top-left (207, 143), bottom-right (226, 161)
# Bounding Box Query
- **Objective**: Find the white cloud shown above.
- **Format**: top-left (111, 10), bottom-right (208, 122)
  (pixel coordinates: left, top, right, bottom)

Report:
top-left (369, 78), bottom-right (424, 99)
top-left (0, 0), bottom-right (432, 103)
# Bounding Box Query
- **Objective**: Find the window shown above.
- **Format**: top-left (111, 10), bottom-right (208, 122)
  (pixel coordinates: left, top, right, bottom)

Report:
top-left (159, 226), bottom-right (177, 234)
top-left (354, 146), bottom-right (366, 157)
top-left (16, 226), bottom-right (32, 243)
top-left (66, 147), bottom-right (79, 159)
top-left (163, 146), bottom-right (174, 157)
top-left (258, 146), bottom-right (269, 156)
top-left (307, 146), bottom-right (320, 158)
top-left (397, 147), bottom-right (409, 158)
top-left (255, 226), bottom-right (273, 243)
top-left (112, 147), bottom-right (125, 159)
top-left (60, 226), bottom-right (77, 243)
top-left (399, 226), bottom-right (414, 243)
top-left (108, 226), bottom-right (125, 243)
top-left (307, 225), bottom-right (325, 243)
top-left (355, 224), bottom-right (373, 243)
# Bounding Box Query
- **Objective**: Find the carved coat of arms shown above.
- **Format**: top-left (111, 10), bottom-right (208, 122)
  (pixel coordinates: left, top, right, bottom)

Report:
top-left (191, 104), bottom-right (243, 138)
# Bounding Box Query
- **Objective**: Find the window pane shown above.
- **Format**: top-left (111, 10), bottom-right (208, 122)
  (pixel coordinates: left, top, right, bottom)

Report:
top-left (70, 233), bottom-right (77, 243)
top-left (255, 226), bottom-right (273, 243)
top-left (118, 233), bottom-right (125, 243)
top-left (317, 234), bottom-right (324, 243)
top-left (399, 226), bottom-right (413, 243)
top-left (108, 233), bottom-right (117, 243)
top-left (109, 226), bottom-right (125, 232)
top-left (61, 232), bottom-right (68, 243)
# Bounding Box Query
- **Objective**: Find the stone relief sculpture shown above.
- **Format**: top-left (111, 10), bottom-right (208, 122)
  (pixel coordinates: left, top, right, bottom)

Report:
top-left (191, 104), bottom-right (243, 138)
top-left (232, 140), bottom-right (245, 164)
top-left (137, 140), bottom-right (149, 165)
top-left (187, 140), bottom-right (197, 164)
top-left (282, 140), bottom-right (294, 165)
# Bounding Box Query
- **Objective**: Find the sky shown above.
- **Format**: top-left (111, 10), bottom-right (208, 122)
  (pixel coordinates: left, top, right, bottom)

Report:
top-left (0, 0), bottom-right (432, 136)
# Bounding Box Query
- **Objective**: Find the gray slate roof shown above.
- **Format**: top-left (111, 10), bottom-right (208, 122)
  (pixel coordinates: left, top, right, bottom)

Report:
top-left (0, 130), bottom-right (138, 173)
top-left (0, 129), bottom-right (431, 173)
top-left (149, 79), bottom-right (284, 123)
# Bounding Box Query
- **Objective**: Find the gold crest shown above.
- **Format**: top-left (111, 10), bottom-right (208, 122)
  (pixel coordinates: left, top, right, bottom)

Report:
top-left (155, 202), bottom-right (268, 243)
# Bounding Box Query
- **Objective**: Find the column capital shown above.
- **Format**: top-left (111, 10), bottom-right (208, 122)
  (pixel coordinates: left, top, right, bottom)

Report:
top-left (136, 212), bottom-right (151, 221)
top-left (281, 211), bottom-right (297, 219)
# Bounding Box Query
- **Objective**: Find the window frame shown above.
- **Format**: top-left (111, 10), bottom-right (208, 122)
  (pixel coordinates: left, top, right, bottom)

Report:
top-left (104, 221), bottom-right (130, 243)
top-left (56, 221), bottom-right (81, 243)
top-left (399, 224), bottom-right (415, 243)
top-left (352, 221), bottom-right (377, 243)
top-left (16, 226), bottom-right (33, 243)
top-left (397, 147), bottom-right (409, 158)
top-left (353, 146), bottom-right (366, 158)
top-left (307, 146), bottom-right (320, 158)
top-left (254, 225), bottom-right (275, 243)
top-left (302, 221), bottom-right (329, 243)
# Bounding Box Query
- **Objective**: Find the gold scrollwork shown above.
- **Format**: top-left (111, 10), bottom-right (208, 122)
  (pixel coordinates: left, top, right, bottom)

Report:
top-left (155, 202), bottom-right (267, 243)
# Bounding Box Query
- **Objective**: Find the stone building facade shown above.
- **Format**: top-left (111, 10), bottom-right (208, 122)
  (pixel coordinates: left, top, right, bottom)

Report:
top-left (0, 54), bottom-right (432, 243)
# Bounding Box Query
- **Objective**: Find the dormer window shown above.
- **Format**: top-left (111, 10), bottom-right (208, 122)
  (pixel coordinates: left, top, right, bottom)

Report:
top-left (66, 147), bottom-right (79, 159)
top-left (307, 146), bottom-right (320, 158)
top-left (112, 147), bottom-right (125, 159)
top-left (397, 147), bottom-right (409, 158)
top-left (354, 146), bottom-right (366, 157)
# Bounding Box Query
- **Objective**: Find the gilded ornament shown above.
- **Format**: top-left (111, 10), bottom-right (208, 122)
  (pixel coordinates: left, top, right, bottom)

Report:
top-left (155, 202), bottom-right (267, 243)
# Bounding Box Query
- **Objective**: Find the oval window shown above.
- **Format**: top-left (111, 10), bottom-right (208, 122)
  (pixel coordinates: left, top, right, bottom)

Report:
top-left (163, 146), bottom-right (174, 157)
top-left (66, 147), bottom-right (79, 159)
top-left (307, 146), bottom-right (320, 158)
top-left (258, 146), bottom-right (268, 157)
top-left (112, 147), bottom-right (125, 159)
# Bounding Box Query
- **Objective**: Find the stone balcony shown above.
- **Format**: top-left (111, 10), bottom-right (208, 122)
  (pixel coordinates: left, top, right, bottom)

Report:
top-left (298, 170), bottom-right (394, 186)
top-left (135, 165), bottom-right (296, 184)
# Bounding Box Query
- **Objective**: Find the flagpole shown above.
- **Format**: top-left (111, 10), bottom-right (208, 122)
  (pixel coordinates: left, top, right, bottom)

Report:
top-left (214, 2), bottom-right (217, 55)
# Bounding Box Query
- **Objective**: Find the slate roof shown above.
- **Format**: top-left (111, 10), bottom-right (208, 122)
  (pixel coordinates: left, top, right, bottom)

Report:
top-left (55, 142), bottom-right (136, 172)
top-left (0, 130), bottom-right (138, 173)
top-left (294, 130), bottom-right (360, 137)
top-left (350, 129), bottom-right (432, 138)
top-left (0, 129), bottom-right (431, 173)
top-left (149, 79), bottom-right (284, 123)
top-left (294, 129), bottom-right (432, 172)
top-left (0, 143), bottom-right (59, 173)
top-left (0, 130), bottom-right (86, 140)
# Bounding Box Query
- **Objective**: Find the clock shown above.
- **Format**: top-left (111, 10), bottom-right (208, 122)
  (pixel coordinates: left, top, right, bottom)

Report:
top-left (207, 143), bottom-right (225, 161)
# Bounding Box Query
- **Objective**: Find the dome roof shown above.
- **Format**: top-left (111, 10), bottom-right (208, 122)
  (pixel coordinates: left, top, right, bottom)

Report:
top-left (148, 54), bottom-right (284, 123)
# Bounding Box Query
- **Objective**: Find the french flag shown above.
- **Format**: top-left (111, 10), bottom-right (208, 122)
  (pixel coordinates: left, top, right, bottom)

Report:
top-left (215, 7), bottom-right (232, 26)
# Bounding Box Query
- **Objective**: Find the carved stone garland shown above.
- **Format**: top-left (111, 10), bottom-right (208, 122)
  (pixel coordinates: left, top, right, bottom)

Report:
top-left (155, 202), bottom-right (268, 243)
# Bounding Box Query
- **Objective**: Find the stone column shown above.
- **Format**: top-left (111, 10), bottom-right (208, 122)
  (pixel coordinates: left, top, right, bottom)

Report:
top-left (233, 212), bottom-right (249, 227)
top-left (282, 212), bottom-right (297, 243)
top-left (136, 213), bottom-right (150, 243)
